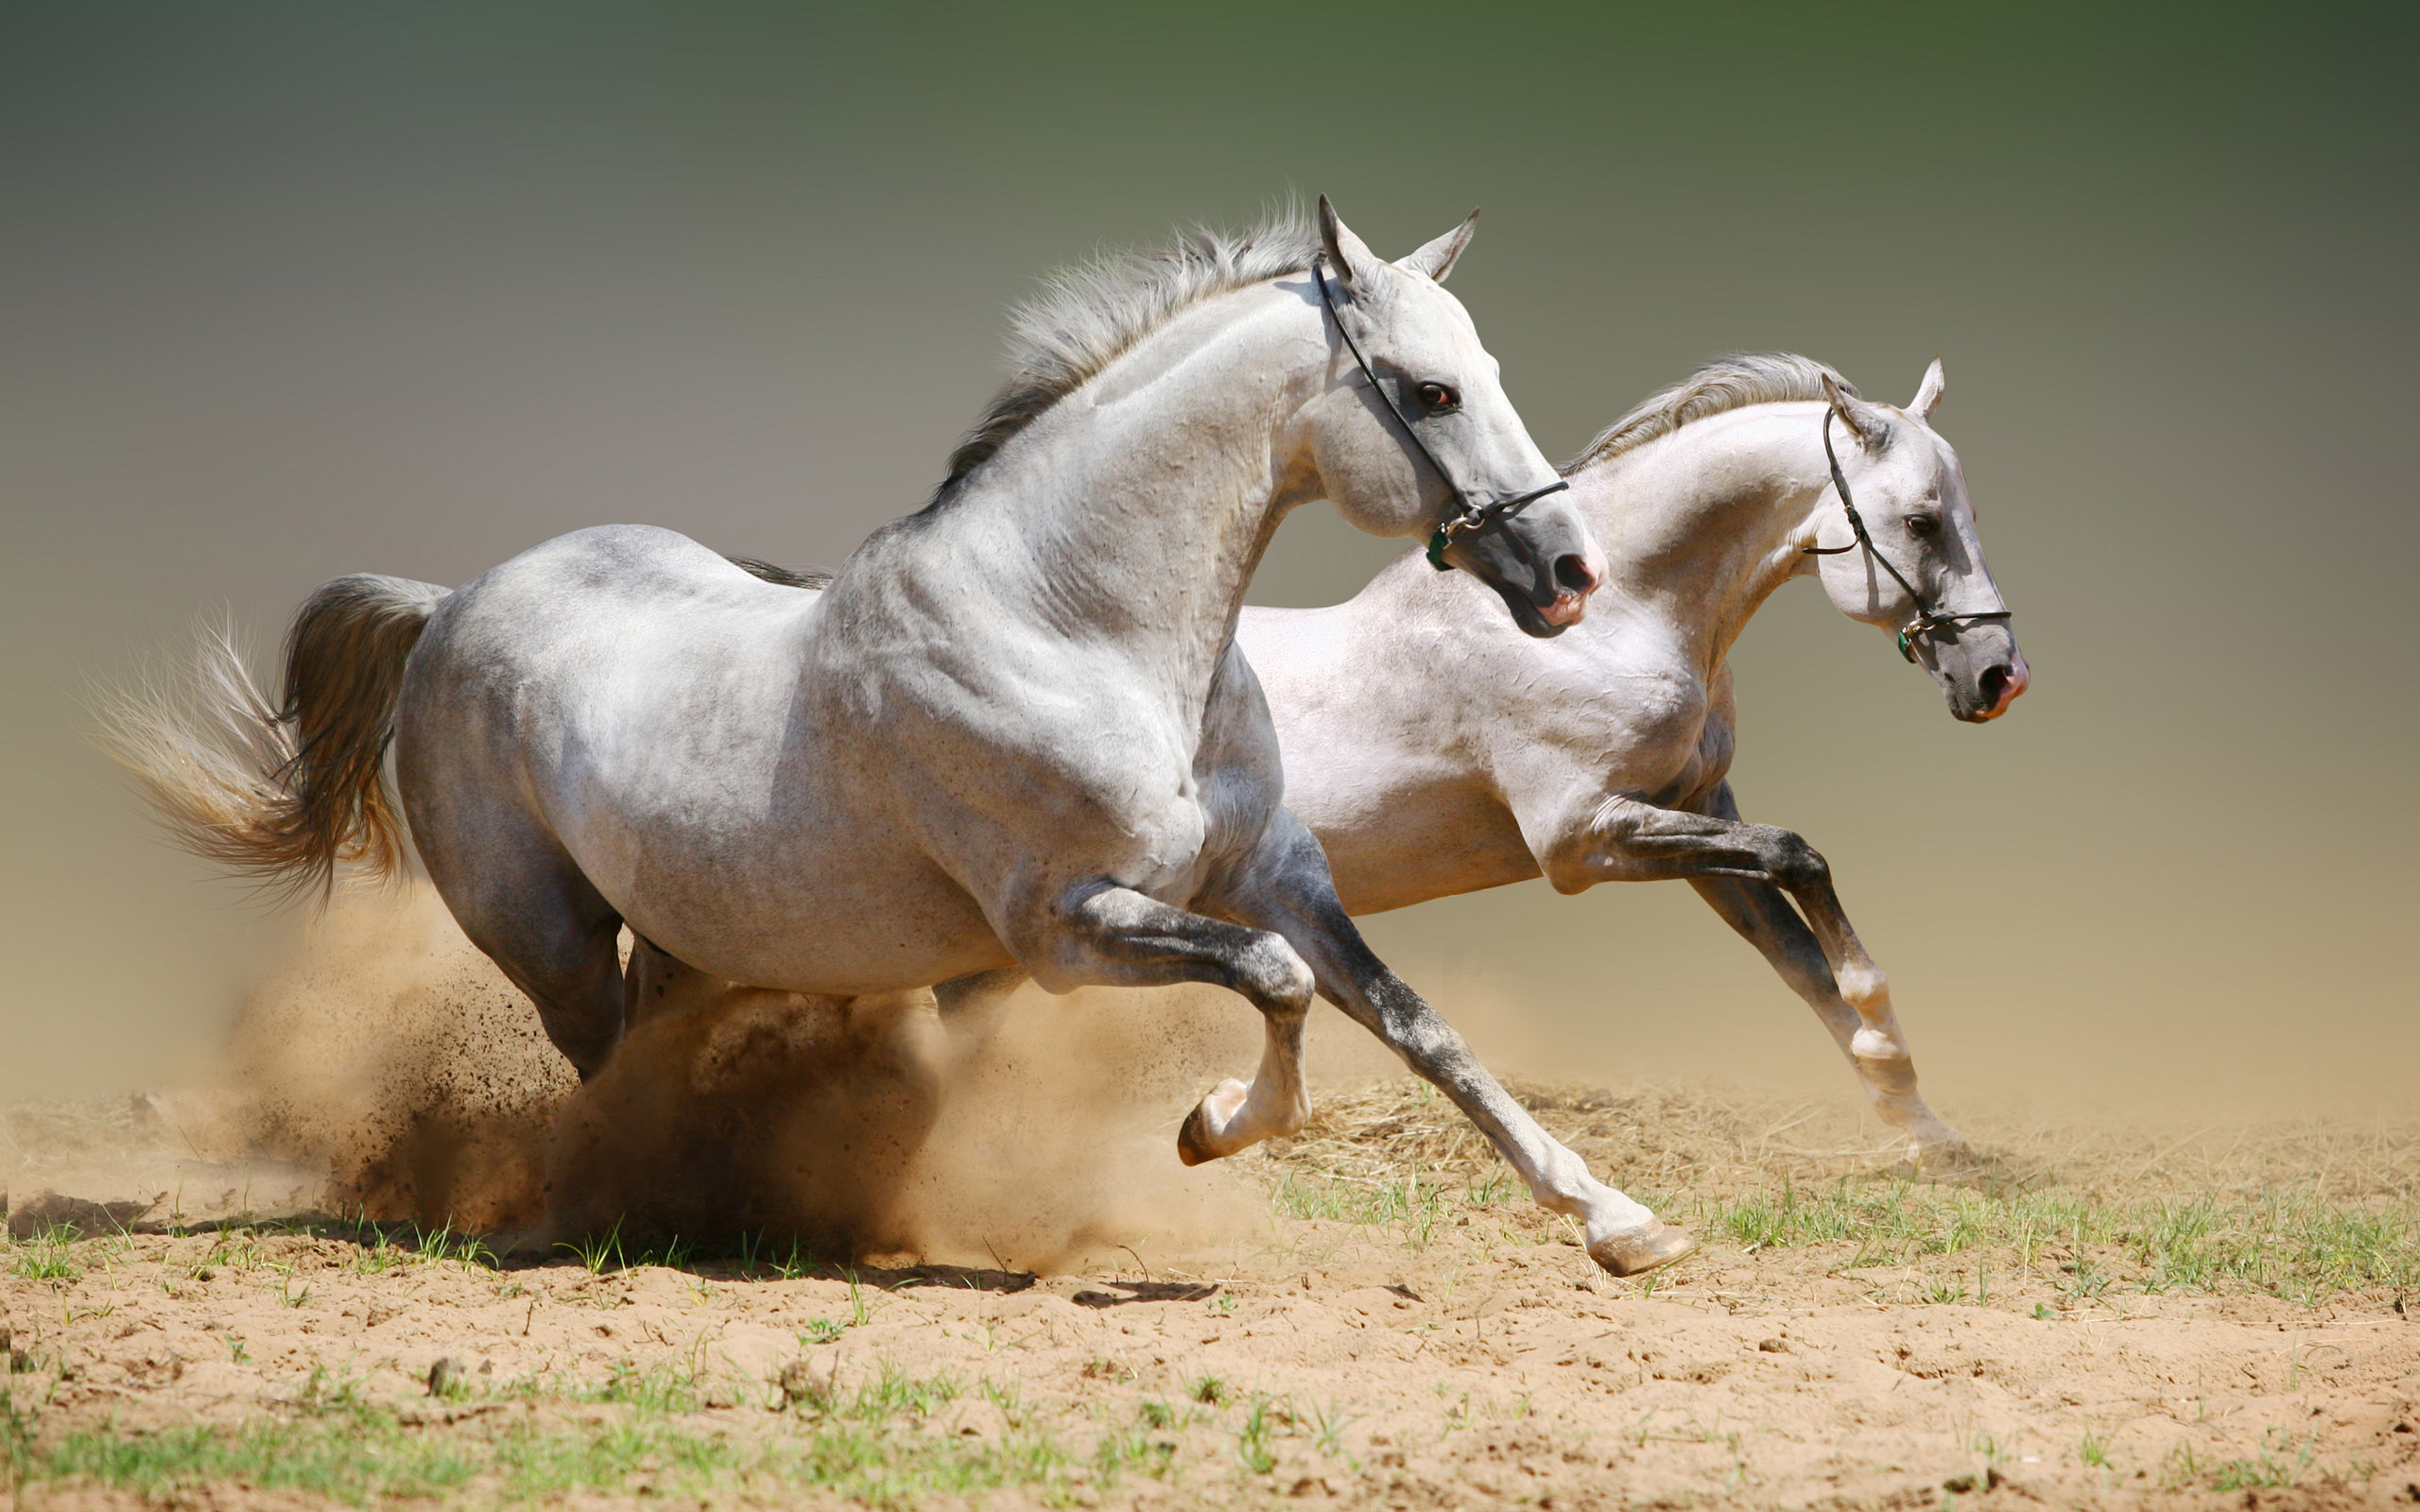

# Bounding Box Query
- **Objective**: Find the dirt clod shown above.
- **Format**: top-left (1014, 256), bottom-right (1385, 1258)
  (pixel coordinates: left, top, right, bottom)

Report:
top-left (776, 1359), bottom-right (817, 1405)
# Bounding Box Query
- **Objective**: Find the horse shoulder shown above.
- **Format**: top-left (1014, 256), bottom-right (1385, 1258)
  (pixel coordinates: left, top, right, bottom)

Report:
top-left (1234, 596), bottom-right (1537, 911)
top-left (1495, 636), bottom-right (1717, 890)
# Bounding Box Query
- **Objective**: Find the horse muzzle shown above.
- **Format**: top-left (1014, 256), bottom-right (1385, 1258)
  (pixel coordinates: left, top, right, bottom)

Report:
top-left (1443, 491), bottom-right (1604, 639)
top-left (1937, 640), bottom-right (2030, 723)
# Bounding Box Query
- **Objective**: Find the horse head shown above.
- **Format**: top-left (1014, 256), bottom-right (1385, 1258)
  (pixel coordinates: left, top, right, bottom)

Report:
top-left (1305, 197), bottom-right (1603, 637)
top-left (1807, 361), bottom-right (2029, 722)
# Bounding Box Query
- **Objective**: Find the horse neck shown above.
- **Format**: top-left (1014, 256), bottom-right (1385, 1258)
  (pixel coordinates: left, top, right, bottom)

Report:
top-left (939, 284), bottom-right (1317, 688)
top-left (1574, 402), bottom-right (1837, 673)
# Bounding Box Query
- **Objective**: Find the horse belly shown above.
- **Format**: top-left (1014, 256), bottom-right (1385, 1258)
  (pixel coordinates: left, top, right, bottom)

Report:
top-left (616, 827), bottom-right (1011, 994)
top-left (555, 696), bottom-right (1011, 995)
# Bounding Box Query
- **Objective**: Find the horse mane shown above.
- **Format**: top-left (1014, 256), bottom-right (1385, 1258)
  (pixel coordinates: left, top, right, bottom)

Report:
top-left (726, 556), bottom-right (834, 590)
top-left (929, 210), bottom-right (1322, 506)
top-left (1559, 352), bottom-right (1857, 475)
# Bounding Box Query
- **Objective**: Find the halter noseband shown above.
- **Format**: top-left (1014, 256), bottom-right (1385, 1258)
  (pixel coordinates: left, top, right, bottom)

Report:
top-left (1311, 254), bottom-right (1569, 571)
top-left (1804, 408), bottom-right (2013, 663)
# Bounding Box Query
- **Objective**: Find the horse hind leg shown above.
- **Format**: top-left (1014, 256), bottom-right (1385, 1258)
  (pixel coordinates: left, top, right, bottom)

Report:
top-left (931, 967), bottom-right (1029, 1074)
top-left (437, 849), bottom-right (629, 1081)
top-left (624, 934), bottom-right (732, 1027)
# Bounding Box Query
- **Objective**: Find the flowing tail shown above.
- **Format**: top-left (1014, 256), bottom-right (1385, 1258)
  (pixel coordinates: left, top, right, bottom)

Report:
top-left (99, 574), bottom-right (453, 901)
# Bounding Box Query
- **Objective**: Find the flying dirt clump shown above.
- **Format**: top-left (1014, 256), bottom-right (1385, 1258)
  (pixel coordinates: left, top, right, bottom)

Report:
top-left (201, 887), bottom-right (574, 1231)
top-left (208, 885), bottom-right (1271, 1269)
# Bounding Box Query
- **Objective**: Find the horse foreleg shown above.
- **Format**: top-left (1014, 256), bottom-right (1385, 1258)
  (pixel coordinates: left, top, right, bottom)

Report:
top-left (1034, 884), bottom-right (1315, 1164)
top-left (1687, 782), bottom-right (1966, 1160)
top-left (1209, 810), bottom-right (1694, 1279)
top-left (1687, 874), bottom-right (1965, 1158)
top-left (1545, 782), bottom-right (1963, 1162)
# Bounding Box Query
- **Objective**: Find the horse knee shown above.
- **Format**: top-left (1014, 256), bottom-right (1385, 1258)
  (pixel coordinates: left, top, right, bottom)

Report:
top-left (1765, 830), bottom-right (1831, 893)
top-left (1238, 934), bottom-right (1316, 1014)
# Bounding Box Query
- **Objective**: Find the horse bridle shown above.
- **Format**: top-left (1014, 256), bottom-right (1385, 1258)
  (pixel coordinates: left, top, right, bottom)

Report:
top-left (1311, 254), bottom-right (1569, 572)
top-left (1805, 409), bottom-right (2013, 663)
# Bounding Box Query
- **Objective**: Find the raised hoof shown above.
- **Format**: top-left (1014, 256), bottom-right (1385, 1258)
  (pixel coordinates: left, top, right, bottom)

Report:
top-left (1587, 1220), bottom-right (1697, 1279)
top-left (1176, 1102), bottom-right (1219, 1167)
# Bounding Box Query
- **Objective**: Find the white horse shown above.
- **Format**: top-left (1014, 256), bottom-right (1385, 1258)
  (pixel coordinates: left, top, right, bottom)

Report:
top-left (1237, 355), bottom-right (2029, 1160)
top-left (116, 201), bottom-right (1703, 1277)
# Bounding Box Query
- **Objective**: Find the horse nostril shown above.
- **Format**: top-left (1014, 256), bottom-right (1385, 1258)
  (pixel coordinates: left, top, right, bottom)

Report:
top-left (1552, 553), bottom-right (1597, 595)
top-left (1979, 664), bottom-right (2016, 709)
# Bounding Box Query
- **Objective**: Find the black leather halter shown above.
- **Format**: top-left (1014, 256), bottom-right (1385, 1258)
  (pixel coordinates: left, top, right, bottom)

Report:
top-left (1311, 254), bottom-right (1570, 572)
top-left (1804, 409), bottom-right (2014, 663)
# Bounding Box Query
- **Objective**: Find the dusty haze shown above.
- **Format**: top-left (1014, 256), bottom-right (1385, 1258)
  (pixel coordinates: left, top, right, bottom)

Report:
top-left (3, 5), bottom-right (2415, 1122)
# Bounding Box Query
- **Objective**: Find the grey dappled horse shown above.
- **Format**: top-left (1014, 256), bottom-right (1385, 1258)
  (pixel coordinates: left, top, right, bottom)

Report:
top-left (1238, 355), bottom-right (2028, 1162)
top-left (114, 202), bottom-right (1703, 1278)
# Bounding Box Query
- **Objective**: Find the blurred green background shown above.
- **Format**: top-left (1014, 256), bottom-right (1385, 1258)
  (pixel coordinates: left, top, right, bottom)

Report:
top-left (4, 2), bottom-right (2412, 1109)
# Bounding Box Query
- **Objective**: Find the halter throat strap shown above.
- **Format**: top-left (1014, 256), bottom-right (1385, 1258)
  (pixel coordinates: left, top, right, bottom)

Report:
top-left (1804, 408), bottom-right (2013, 662)
top-left (1310, 254), bottom-right (1568, 571)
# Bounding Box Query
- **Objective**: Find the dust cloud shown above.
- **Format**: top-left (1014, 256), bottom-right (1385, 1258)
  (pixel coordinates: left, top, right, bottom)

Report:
top-left (199, 886), bottom-right (1281, 1272)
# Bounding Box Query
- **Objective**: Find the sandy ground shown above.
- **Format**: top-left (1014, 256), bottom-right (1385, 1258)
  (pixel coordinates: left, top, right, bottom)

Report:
top-left (2, 895), bottom-right (2414, 1507)
top-left (6, 1074), bottom-right (2418, 1511)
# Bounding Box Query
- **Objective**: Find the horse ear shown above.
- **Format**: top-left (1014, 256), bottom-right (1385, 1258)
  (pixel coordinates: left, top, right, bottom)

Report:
top-left (1909, 358), bottom-right (1946, 421)
top-left (1317, 195), bottom-right (1384, 291)
top-left (1397, 209), bottom-right (1479, 283)
top-left (1822, 371), bottom-right (1890, 450)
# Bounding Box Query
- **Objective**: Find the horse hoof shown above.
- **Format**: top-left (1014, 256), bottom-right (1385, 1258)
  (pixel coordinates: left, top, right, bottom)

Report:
top-left (1587, 1220), bottom-right (1696, 1279)
top-left (1176, 1103), bottom-right (1219, 1167)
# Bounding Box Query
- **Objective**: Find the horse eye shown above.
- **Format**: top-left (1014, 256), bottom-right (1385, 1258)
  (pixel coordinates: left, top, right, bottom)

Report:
top-left (1416, 383), bottom-right (1460, 413)
top-left (1906, 515), bottom-right (1941, 538)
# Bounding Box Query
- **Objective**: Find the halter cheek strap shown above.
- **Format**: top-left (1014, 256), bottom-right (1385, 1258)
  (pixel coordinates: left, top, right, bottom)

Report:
top-left (1310, 254), bottom-right (1569, 571)
top-left (1804, 408), bottom-right (2013, 663)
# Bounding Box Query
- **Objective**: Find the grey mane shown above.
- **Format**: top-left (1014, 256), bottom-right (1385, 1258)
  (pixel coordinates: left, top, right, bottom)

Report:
top-left (727, 556), bottom-right (834, 590)
top-left (1560, 352), bottom-right (1856, 475)
top-left (930, 211), bottom-right (1322, 505)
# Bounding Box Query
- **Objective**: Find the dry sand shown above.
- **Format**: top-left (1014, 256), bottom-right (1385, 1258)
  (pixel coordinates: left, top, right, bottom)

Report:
top-left (6, 1078), bottom-right (2418, 1510)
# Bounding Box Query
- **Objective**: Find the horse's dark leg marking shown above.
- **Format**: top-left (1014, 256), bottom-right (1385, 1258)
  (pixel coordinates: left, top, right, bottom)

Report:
top-left (1550, 780), bottom-right (1962, 1156)
top-left (1205, 810), bottom-right (1692, 1277)
top-left (1043, 883), bottom-right (1313, 1164)
top-left (447, 863), bottom-right (627, 1081)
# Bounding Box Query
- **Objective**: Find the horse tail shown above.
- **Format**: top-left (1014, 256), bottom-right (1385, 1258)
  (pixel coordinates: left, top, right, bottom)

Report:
top-left (99, 574), bottom-right (452, 901)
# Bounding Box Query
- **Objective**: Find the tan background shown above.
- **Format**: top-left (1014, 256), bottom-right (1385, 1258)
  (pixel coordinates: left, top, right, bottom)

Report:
top-left (4, 3), bottom-right (2413, 1110)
